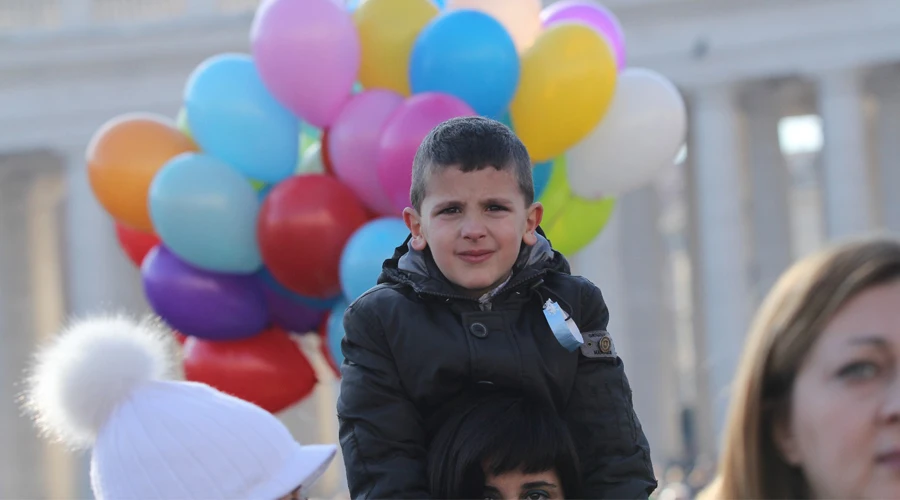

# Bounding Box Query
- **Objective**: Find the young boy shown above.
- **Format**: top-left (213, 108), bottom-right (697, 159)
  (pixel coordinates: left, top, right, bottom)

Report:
top-left (337, 117), bottom-right (656, 499)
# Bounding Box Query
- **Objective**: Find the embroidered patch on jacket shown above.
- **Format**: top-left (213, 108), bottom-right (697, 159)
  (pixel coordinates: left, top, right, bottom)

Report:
top-left (579, 330), bottom-right (617, 359)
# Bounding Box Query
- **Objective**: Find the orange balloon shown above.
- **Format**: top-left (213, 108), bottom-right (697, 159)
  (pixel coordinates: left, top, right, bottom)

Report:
top-left (87, 113), bottom-right (198, 232)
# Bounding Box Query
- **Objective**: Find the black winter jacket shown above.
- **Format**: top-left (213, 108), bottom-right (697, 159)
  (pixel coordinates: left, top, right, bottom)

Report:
top-left (337, 230), bottom-right (657, 499)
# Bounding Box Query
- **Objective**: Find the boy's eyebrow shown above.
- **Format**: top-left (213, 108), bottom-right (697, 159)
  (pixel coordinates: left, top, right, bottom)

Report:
top-left (482, 197), bottom-right (514, 206)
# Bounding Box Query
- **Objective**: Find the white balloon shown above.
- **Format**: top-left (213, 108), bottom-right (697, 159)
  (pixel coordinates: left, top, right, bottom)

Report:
top-left (567, 68), bottom-right (687, 198)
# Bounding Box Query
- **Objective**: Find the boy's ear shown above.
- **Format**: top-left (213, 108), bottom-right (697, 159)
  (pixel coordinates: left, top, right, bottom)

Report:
top-left (403, 207), bottom-right (428, 251)
top-left (523, 202), bottom-right (544, 246)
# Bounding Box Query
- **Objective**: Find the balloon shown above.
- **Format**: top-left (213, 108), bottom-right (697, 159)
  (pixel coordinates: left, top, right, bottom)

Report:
top-left (350, 0), bottom-right (445, 9)
top-left (326, 300), bottom-right (348, 368)
top-left (114, 223), bottom-right (160, 267)
top-left (329, 90), bottom-right (404, 215)
top-left (258, 268), bottom-right (342, 311)
top-left (510, 23), bottom-right (617, 162)
top-left (377, 93), bottom-right (476, 213)
top-left (176, 108), bottom-right (192, 139)
top-left (446, 0), bottom-right (541, 53)
top-left (87, 113), bottom-right (198, 233)
top-left (353, 0), bottom-right (438, 95)
top-left (533, 160), bottom-right (553, 201)
top-left (540, 156), bottom-right (615, 256)
top-left (317, 311), bottom-right (341, 378)
top-left (142, 246), bottom-right (268, 340)
top-left (183, 326), bottom-right (317, 414)
top-left (261, 276), bottom-right (328, 333)
top-left (410, 9), bottom-right (519, 118)
top-left (541, 0), bottom-right (627, 69)
top-left (184, 54), bottom-right (298, 183)
top-left (258, 175), bottom-right (370, 298)
top-left (340, 218), bottom-right (409, 300)
top-left (149, 153), bottom-right (262, 274)
top-left (568, 68), bottom-right (687, 198)
top-left (251, 0), bottom-right (360, 128)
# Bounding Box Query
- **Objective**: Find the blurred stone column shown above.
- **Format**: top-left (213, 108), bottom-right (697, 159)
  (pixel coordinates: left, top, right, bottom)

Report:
top-left (617, 186), bottom-right (682, 466)
top-left (742, 82), bottom-right (793, 302)
top-left (871, 67), bottom-right (900, 234)
top-left (817, 69), bottom-right (875, 239)
top-left (688, 84), bottom-right (752, 450)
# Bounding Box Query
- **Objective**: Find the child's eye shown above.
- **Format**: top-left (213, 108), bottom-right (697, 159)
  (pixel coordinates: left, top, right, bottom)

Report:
top-left (836, 360), bottom-right (880, 381)
top-left (440, 207), bottom-right (461, 215)
top-left (487, 205), bottom-right (508, 212)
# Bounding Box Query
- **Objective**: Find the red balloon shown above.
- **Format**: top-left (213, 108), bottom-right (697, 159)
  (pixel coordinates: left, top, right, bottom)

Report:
top-left (182, 326), bottom-right (317, 414)
top-left (258, 175), bottom-right (369, 298)
top-left (318, 312), bottom-right (341, 378)
top-left (115, 222), bottom-right (160, 267)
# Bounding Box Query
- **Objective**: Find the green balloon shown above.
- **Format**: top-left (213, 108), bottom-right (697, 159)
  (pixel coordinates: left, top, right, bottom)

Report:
top-left (539, 156), bottom-right (615, 256)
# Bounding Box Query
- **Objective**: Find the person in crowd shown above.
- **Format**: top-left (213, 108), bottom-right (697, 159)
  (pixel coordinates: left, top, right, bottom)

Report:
top-left (337, 116), bottom-right (655, 498)
top-left (426, 388), bottom-right (583, 500)
top-left (23, 315), bottom-right (336, 500)
top-left (699, 237), bottom-right (900, 499)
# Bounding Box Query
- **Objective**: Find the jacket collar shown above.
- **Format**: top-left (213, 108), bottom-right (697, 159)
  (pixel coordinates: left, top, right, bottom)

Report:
top-left (378, 227), bottom-right (570, 300)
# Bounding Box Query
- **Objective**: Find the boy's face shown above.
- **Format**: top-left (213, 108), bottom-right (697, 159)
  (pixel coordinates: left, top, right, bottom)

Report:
top-left (403, 166), bottom-right (543, 297)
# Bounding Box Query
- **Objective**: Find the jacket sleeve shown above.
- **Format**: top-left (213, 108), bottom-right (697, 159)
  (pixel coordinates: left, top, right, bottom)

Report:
top-left (563, 279), bottom-right (658, 499)
top-left (336, 300), bottom-right (430, 499)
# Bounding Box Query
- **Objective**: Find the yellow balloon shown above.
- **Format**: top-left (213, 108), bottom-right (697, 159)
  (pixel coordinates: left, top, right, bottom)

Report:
top-left (510, 23), bottom-right (617, 162)
top-left (354, 0), bottom-right (439, 95)
top-left (446, 0), bottom-right (542, 53)
top-left (539, 156), bottom-right (615, 256)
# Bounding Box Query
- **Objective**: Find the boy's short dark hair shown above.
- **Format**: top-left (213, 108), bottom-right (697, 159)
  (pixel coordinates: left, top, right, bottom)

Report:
top-left (410, 116), bottom-right (534, 212)
top-left (426, 389), bottom-right (583, 499)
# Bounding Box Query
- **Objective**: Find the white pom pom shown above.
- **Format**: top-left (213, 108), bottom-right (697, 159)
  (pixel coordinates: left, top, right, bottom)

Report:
top-left (23, 315), bottom-right (173, 449)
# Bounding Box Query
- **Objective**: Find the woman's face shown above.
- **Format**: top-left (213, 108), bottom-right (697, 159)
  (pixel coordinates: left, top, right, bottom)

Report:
top-left (483, 469), bottom-right (564, 500)
top-left (776, 281), bottom-right (900, 499)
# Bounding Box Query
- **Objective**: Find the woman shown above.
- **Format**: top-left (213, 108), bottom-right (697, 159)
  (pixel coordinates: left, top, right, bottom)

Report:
top-left (700, 237), bottom-right (900, 499)
top-left (427, 389), bottom-right (583, 500)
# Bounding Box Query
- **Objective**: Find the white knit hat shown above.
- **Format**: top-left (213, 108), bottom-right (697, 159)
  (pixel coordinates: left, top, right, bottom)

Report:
top-left (23, 315), bottom-right (336, 500)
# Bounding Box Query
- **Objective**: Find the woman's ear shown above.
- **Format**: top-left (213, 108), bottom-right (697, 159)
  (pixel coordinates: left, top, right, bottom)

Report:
top-left (772, 415), bottom-right (802, 466)
top-left (403, 207), bottom-right (427, 251)
top-left (522, 202), bottom-right (544, 246)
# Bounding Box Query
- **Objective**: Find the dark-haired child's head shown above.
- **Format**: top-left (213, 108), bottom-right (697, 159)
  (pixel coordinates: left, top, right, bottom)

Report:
top-left (402, 117), bottom-right (543, 297)
top-left (427, 390), bottom-right (582, 500)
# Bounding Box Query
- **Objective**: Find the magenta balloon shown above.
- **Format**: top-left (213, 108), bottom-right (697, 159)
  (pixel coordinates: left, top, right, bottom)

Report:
top-left (329, 90), bottom-right (404, 216)
top-left (251, 0), bottom-right (360, 127)
top-left (376, 93), bottom-right (476, 214)
top-left (540, 1), bottom-right (626, 69)
top-left (142, 246), bottom-right (268, 340)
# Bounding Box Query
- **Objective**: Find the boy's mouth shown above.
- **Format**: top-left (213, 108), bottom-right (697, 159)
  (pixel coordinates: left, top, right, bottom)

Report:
top-left (457, 250), bottom-right (495, 264)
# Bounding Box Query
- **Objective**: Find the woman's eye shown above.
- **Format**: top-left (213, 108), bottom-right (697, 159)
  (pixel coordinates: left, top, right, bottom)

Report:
top-left (837, 360), bottom-right (880, 381)
top-left (524, 490), bottom-right (550, 500)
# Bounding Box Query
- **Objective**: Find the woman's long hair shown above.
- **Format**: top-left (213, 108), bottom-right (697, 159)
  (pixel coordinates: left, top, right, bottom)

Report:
top-left (699, 237), bottom-right (900, 499)
top-left (427, 389), bottom-right (583, 500)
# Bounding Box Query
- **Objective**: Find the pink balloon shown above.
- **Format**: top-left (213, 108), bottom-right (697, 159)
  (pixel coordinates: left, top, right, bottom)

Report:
top-left (251, 0), bottom-right (360, 128)
top-left (377, 93), bottom-right (476, 214)
top-left (329, 90), bottom-right (404, 216)
top-left (540, 1), bottom-right (626, 69)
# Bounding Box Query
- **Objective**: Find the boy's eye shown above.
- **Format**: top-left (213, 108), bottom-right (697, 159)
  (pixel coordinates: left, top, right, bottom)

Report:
top-left (439, 207), bottom-right (461, 215)
top-left (836, 360), bottom-right (880, 381)
top-left (487, 205), bottom-right (508, 212)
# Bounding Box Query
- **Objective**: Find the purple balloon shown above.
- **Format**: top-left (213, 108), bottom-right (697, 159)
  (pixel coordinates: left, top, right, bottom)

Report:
top-left (540, 1), bottom-right (626, 70)
top-left (142, 246), bottom-right (268, 340)
top-left (261, 282), bottom-right (326, 333)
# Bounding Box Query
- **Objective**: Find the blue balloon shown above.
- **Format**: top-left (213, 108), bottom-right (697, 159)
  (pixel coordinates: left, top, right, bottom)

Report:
top-left (533, 160), bottom-right (554, 201)
top-left (327, 299), bottom-right (349, 367)
top-left (340, 218), bottom-right (409, 301)
top-left (184, 54), bottom-right (299, 183)
top-left (410, 10), bottom-right (520, 118)
top-left (257, 268), bottom-right (342, 312)
top-left (150, 153), bottom-right (262, 274)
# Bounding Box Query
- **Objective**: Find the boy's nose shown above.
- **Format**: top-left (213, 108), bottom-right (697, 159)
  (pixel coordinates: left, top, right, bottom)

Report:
top-left (460, 217), bottom-right (487, 240)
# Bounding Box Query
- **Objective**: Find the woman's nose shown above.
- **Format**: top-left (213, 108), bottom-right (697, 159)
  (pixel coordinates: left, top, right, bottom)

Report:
top-left (882, 376), bottom-right (900, 424)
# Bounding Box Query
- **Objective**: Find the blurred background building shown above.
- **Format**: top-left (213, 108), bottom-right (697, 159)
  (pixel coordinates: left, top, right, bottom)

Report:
top-left (0, 0), bottom-right (898, 498)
